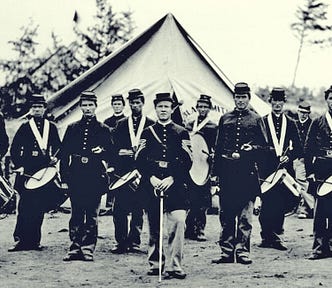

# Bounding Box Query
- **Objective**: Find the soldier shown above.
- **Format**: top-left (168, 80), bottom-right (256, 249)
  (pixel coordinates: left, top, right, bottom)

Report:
top-left (258, 88), bottom-right (302, 251)
top-left (137, 92), bottom-right (191, 279)
top-left (212, 82), bottom-right (267, 265)
top-left (61, 91), bottom-right (112, 261)
top-left (0, 111), bottom-right (9, 171)
top-left (100, 94), bottom-right (126, 216)
top-left (8, 94), bottom-right (61, 252)
top-left (294, 101), bottom-right (314, 219)
top-left (185, 94), bottom-right (217, 241)
top-left (305, 86), bottom-right (332, 260)
top-left (110, 88), bottom-right (154, 254)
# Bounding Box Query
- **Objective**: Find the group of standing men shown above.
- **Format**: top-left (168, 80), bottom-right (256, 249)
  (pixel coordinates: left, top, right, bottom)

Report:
top-left (2, 82), bottom-right (332, 280)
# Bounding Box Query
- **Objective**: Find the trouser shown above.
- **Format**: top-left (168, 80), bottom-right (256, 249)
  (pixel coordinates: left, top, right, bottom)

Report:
top-left (147, 208), bottom-right (186, 273)
top-left (105, 191), bottom-right (114, 209)
top-left (293, 158), bottom-right (315, 212)
top-left (68, 195), bottom-right (101, 256)
top-left (185, 207), bottom-right (207, 237)
top-left (312, 195), bottom-right (332, 256)
top-left (113, 186), bottom-right (143, 248)
top-left (218, 200), bottom-right (253, 258)
top-left (259, 186), bottom-right (286, 243)
top-left (13, 191), bottom-right (45, 247)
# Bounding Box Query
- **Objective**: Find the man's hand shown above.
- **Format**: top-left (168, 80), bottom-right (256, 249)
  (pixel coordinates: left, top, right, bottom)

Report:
top-left (13, 167), bottom-right (24, 175)
top-left (307, 173), bottom-right (315, 181)
top-left (61, 183), bottom-right (69, 189)
top-left (158, 176), bottom-right (174, 192)
top-left (49, 156), bottom-right (58, 165)
top-left (92, 145), bottom-right (104, 154)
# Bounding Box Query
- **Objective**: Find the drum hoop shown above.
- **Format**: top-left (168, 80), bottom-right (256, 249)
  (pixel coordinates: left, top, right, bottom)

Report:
top-left (189, 133), bottom-right (210, 186)
top-left (317, 176), bottom-right (332, 197)
top-left (109, 169), bottom-right (140, 191)
top-left (261, 169), bottom-right (284, 193)
top-left (25, 166), bottom-right (58, 190)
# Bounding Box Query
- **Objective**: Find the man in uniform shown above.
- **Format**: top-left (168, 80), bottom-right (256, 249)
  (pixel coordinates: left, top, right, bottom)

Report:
top-left (110, 88), bottom-right (154, 254)
top-left (0, 111), bottom-right (9, 172)
top-left (8, 94), bottom-right (61, 251)
top-left (101, 94), bottom-right (126, 216)
top-left (137, 92), bottom-right (191, 279)
top-left (61, 91), bottom-right (112, 261)
top-left (305, 86), bottom-right (332, 260)
top-left (294, 101), bottom-right (314, 219)
top-left (258, 88), bottom-right (302, 251)
top-left (212, 82), bottom-right (267, 265)
top-left (185, 94), bottom-right (217, 241)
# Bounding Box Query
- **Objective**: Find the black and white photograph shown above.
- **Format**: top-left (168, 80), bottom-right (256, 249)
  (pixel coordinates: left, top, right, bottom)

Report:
top-left (1, 0), bottom-right (332, 287)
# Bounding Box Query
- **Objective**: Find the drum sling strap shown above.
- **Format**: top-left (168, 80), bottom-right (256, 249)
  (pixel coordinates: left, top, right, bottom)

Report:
top-left (149, 126), bottom-right (166, 148)
top-left (29, 118), bottom-right (50, 154)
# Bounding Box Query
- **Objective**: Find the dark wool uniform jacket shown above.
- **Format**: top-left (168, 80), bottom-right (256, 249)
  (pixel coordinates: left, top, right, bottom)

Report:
top-left (104, 114), bottom-right (126, 130)
top-left (295, 118), bottom-right (312, 149)
top-left (60, 116), bottom-right (112, 196)
top-left (137, 121), bottom-right (192, 211)
top-left (0, 113), bottom-right (9, 160)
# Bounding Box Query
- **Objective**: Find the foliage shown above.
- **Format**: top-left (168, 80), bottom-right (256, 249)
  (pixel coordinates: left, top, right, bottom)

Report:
top-left (290, 0), bottom-right (332, 86)
top-left (0, 0), bottom-right (134, 118)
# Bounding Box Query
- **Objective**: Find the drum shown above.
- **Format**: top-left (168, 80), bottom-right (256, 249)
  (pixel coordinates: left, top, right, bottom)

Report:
top-left (261, 168), bottom-right (300, 197)
top-left (109, 169), bottom-right (141, 192)
top-left (189, 133), bottom-right (210, 186)
top-left (317, 176), bottom-right (332, 197)
top-left (24, 166), bottom-right (68, 212)
top-left (0, 175), bottom-right (16, 211)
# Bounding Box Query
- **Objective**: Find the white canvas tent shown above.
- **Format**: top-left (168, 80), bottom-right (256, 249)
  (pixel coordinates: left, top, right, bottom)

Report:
top-left (47, 13), bottom-right (270, 135)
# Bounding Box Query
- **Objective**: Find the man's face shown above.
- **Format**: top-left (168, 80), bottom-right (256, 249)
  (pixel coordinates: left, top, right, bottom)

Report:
top-left (234, 93), bottom-right (250, 110)
top-left (155, 101), bottom-right (173, 122)
top-left (30, 104), bottom-right (46, 118)
top-left (196, 102), bottom-right (211, 118)
top-left (326, 93), bottom-right (332, 111)
top-left (297, 111), bottom-right (310, 122)
top-left (271, 99), bottom-right (285, 115)
top-left (129, 98), bottom-right (144, 115)
top-left (112, 100), bottom-right (124, 114)
top-left (80, 100), bottom-right (97, 117)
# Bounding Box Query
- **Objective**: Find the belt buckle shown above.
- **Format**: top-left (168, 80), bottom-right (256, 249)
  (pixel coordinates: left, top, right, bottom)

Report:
top-left (81, 156), bottom-right (89, 164)
top-left (32, 151), bottom-right (39, 157)
top-left (158, 161), bottom-right (168, 168)
top-left (327, 150), bottom-right (332, 157)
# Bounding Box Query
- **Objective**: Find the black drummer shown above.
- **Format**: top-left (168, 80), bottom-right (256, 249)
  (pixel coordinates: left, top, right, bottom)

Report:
top-left (110, 88), bottom-right (154, 254)
top-left (185, 94), bottom-right (217, 242)
top-left (258, 88), bottom-right (302, 251)
top-left (212, 82), bottom-right (267, 265)
top-left (8, 94), bottom-right (61, 252)
top-left (60, 91), bottom-right (112, 261)
top-left (305, 85), bottom-right (332, 260)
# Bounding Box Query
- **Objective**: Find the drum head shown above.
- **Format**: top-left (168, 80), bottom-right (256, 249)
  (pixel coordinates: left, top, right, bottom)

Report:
top-left (25, 167), bottom-right (57, 190)
top-left (261, 169), bottom-right (284, 194)
top-left (189, 133), bottom-right (210, 186)
top-left (109, 170), bottom-right (139, 191)
top-left (317, 175), bottom-right (332, 196)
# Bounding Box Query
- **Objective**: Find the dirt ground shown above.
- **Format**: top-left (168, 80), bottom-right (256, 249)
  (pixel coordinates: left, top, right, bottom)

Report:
top-left (1, 199), bottom-right (331, 288)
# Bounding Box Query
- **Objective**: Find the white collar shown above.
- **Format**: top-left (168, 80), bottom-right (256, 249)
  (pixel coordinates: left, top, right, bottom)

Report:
top-left (157, 119), bottom-right (172, 127)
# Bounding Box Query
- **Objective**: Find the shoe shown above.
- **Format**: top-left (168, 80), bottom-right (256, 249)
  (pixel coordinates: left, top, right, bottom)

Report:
top-left (110, 245), bottom-right (127, 254)
top-left (8, 243), bottom-right (26, 252)
top-left (196, 234), bottom-right (207, 242)
top-left (167, 270), bottom-right (187, 279)
top-left (63, 252), bottom-right (84, 261)
top-left (236, 255), bottom-right (252, 265)
top-left (127, 245), bottom-right (146, 254)
top-left (211, 256), bottom-right (234, 264)
top-left (147, 268), bottom-right (159, 276)
top-left (270, 242), bottom-right (288, 251)
top-left (83, 254), bottom-right (94, 262)
top-left (308, 253), bottom-right (328, 260)
top-left (30, 244), bottom-right (44, 251)
top-left (257, 241), bottom-right (272, 248)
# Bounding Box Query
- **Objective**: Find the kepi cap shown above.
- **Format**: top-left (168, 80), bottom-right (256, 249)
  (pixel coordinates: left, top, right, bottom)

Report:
top-left (270, 88), bottom-right (286, 102)
top-left (197, 94), bottom-right (212, 107)
top-left (30, 94), bottom-right (46, 106)
top-left (80, 91), bottom-right (97, 102)
top-left (153, 92), bottom-right (174, 106)
top-left (234, 82), bottom-right (250, 95)
top-left (324, 85), bottom-right (332, 99)
top-left (127, 88), bottom-right (144, 101)
top-left (111, 94), bottom-right (125, 104)
top-left (298, 101), bottom-right (311, 113)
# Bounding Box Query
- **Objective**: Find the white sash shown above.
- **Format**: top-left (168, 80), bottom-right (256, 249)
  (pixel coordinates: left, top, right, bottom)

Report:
top-left (128, 115), bottom-right (146, 150)
top-left (191, 116), bottom-right (210, 135)
top-left (29, 118), bottom-right (50, 152)
top-left (325, 111), bottom-right (332, 133)
top-left (267, 113), bottom-right (287, 156)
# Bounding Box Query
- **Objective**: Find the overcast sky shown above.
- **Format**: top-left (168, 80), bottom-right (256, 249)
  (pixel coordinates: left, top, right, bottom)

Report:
top-left (1, 0), bottom-right (332, 92)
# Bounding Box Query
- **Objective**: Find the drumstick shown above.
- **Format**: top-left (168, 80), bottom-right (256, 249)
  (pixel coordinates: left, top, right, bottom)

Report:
top-left (12, 170), bottom-right (40, 181)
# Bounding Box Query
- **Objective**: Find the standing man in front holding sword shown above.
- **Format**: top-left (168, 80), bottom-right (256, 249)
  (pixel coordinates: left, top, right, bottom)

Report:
top-left (9, 94), bottom-right (61, 252)
top-left (110, 88), bottom-right (154, 254)
top-left (258, 88), bottom-right (302, 251)
top-left (185, 94), bottom-right (217, 242)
